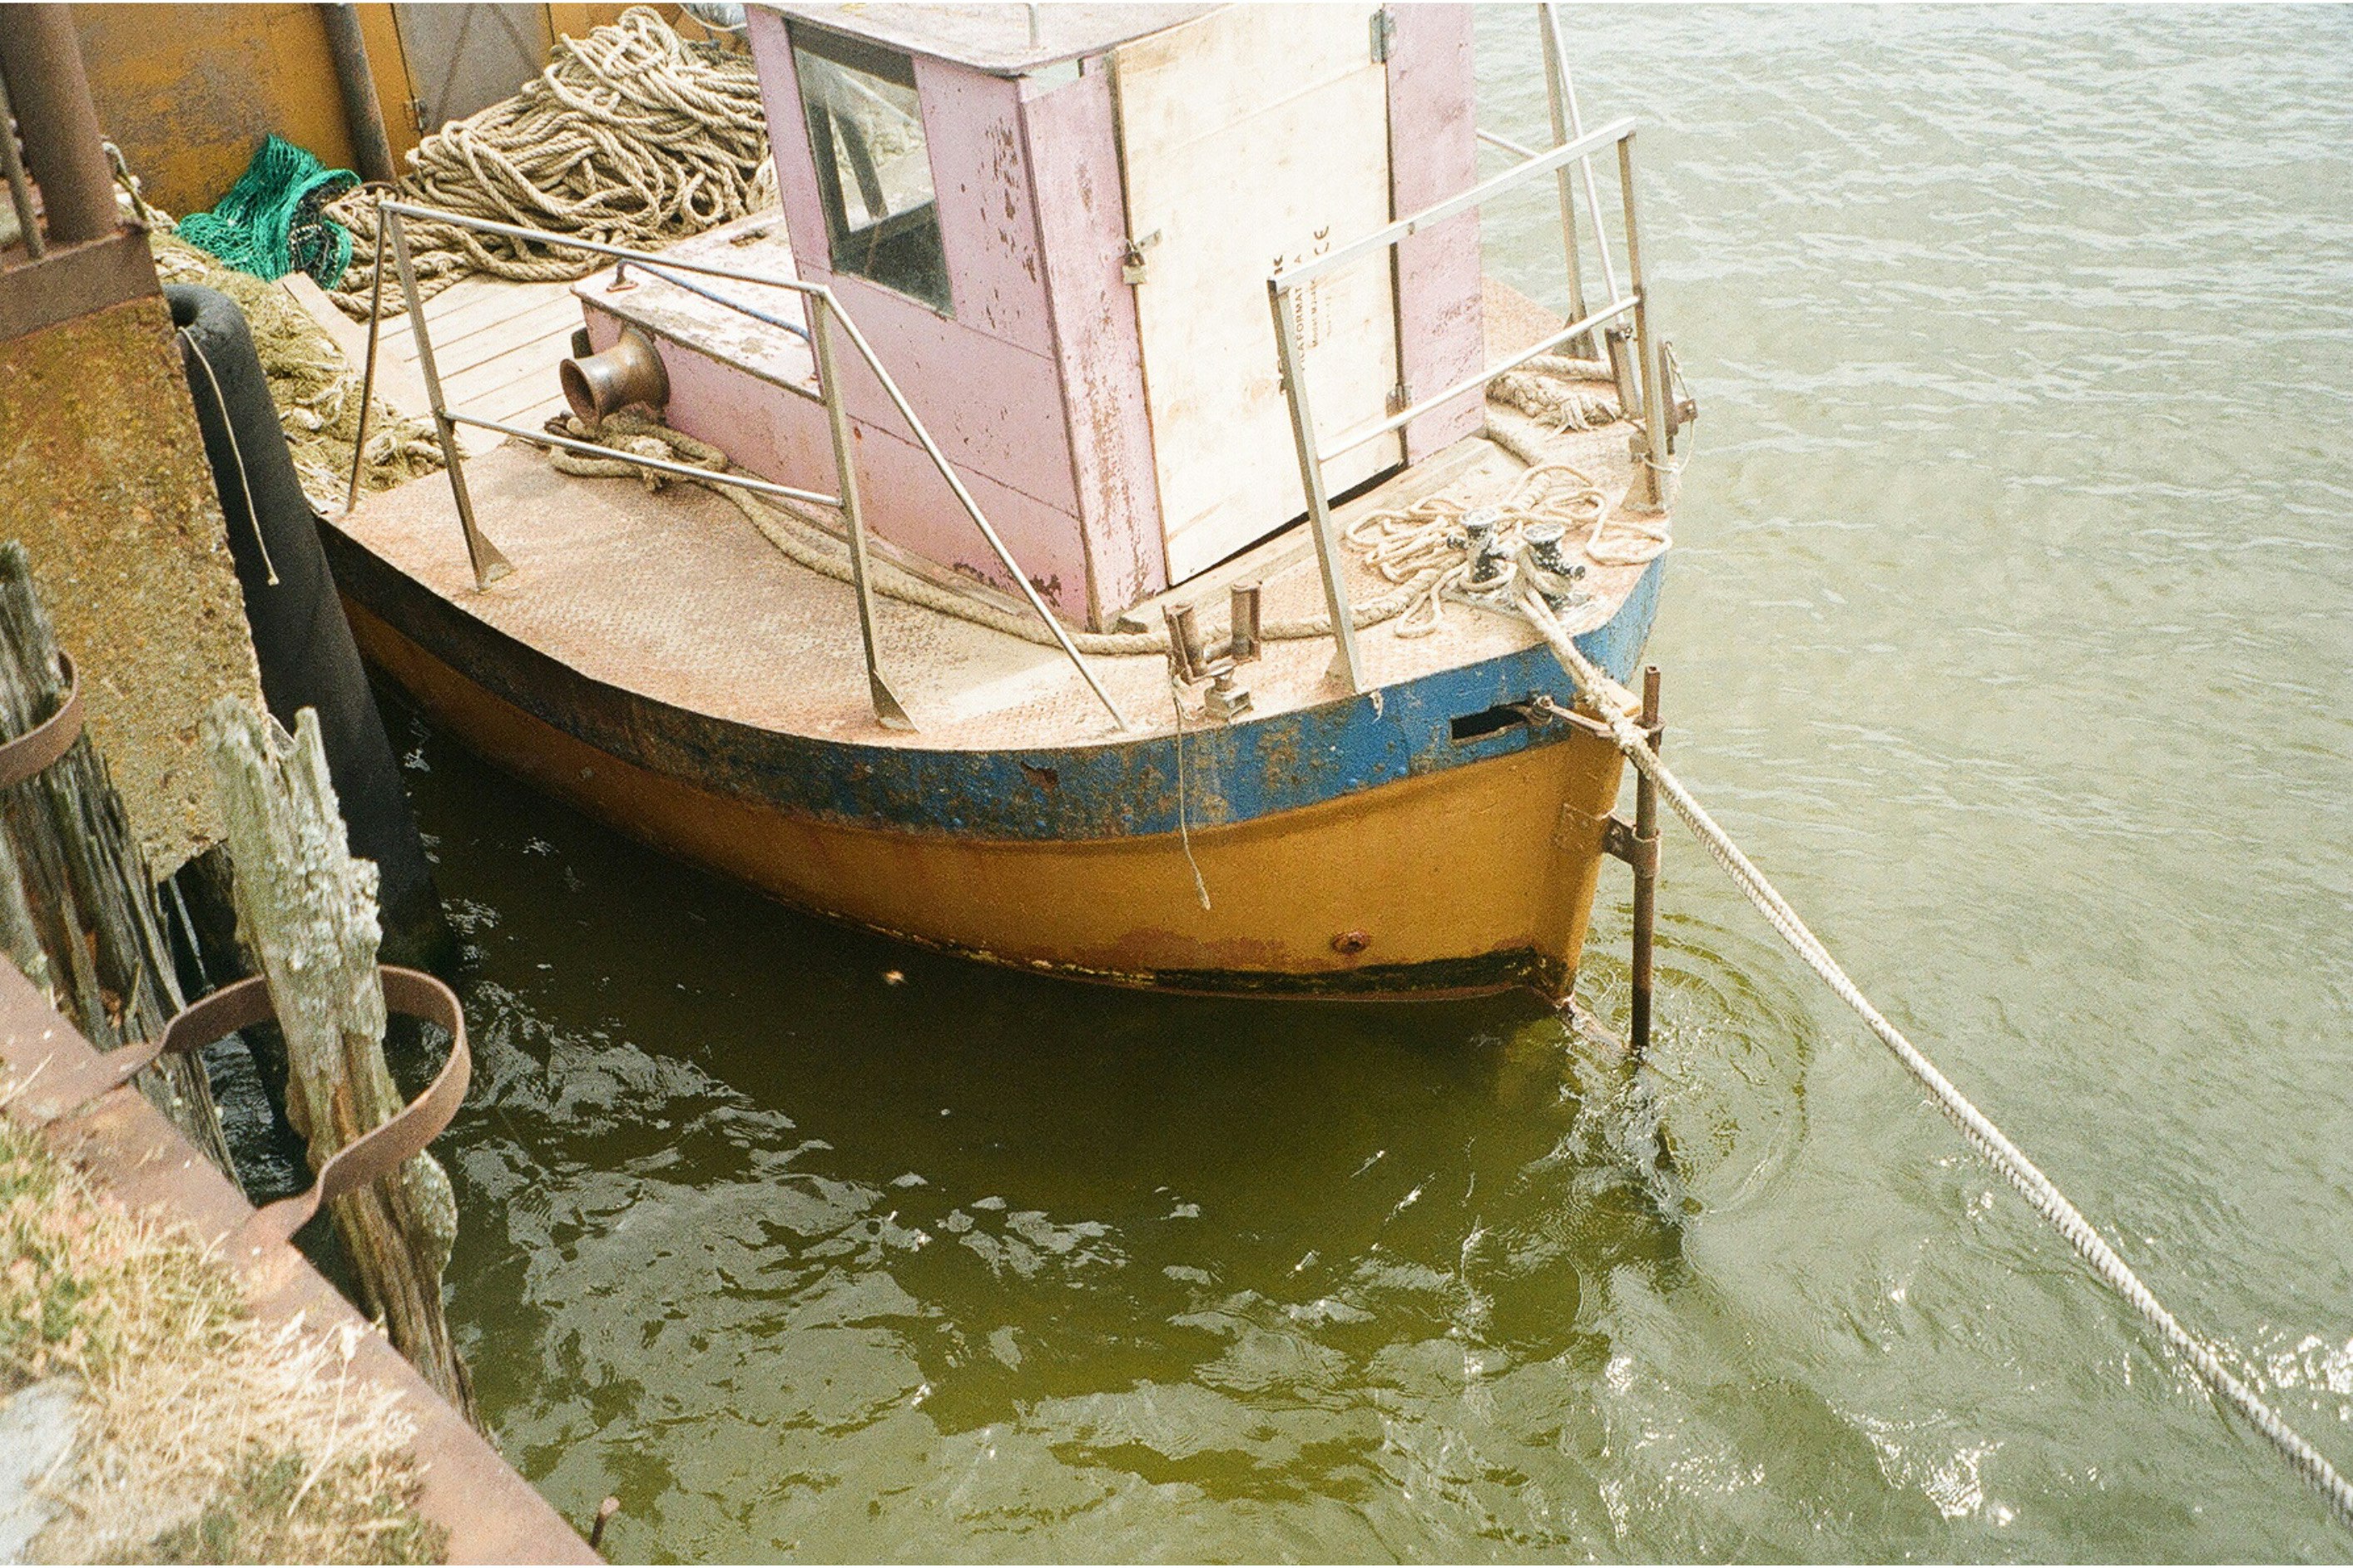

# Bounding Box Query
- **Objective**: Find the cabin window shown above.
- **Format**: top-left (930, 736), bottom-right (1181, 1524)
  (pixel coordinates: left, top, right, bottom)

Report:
top-left (790, 28), bottom-right (951, 314)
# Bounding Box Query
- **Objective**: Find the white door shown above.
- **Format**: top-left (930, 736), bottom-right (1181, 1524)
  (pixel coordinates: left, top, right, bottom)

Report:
top-left (1113, 5), bottom-right (1402, 582)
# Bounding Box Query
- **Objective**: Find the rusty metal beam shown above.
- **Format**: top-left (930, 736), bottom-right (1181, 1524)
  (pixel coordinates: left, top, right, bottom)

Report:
top-left (0, 4), bottom-right (117, 247)
top-left (319, 4), bottom-right (397, 185)
top-left (0, 227), bottom-right (156, 342)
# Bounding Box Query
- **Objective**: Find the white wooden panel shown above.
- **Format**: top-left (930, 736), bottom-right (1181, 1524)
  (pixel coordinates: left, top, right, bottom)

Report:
top-left (1115, 4), bottom-right (1402, 582)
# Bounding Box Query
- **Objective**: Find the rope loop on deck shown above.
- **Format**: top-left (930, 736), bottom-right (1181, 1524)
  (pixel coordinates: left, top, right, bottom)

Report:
top-left (1519, 589), bottom-right (2353, 1534)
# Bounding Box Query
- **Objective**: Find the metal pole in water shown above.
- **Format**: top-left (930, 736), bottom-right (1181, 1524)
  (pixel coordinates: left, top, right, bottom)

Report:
top-left (1630, 664), bottom-right (1662, 1056)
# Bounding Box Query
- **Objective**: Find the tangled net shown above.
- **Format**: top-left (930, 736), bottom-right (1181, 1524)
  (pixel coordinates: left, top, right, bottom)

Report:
top-left (176, 136), bottom-right (358, 289)
top-left (150, 235), bottom-right (442, 512)
top-left (329, 7), bottom-right (775, 317)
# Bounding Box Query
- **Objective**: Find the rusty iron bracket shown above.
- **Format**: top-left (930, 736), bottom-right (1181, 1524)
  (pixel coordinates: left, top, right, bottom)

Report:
top-left (1518, 693), bottom-right (1615, 744)
top-left (13, 966), bottom-right (471, 1254)
top-left (0, 650), bottom-right (82, 789)
top-left (1600, 814), bottom-right (1659, 878)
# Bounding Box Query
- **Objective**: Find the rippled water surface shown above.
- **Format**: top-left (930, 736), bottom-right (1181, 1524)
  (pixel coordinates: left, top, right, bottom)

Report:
top-left (390, 7), bottom-right (2353, 1559)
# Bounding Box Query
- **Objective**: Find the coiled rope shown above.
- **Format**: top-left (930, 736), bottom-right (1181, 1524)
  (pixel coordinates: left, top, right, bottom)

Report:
top-left (1518, 590), bottom-right (2353, 1534)
top-left (328, 7), bottom-right (775, 317)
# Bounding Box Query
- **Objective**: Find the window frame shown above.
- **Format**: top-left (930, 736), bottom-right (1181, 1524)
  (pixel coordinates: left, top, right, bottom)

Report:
top-left (787, 23), bottom-right (954, 316)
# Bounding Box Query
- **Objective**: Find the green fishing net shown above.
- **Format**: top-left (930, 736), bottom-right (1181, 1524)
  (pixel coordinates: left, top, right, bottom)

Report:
top-left (177, 136), bottom-right (359, 288)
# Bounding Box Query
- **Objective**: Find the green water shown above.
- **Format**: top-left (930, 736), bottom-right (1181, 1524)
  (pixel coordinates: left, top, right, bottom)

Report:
top-left (392, 7), bottom-right (2353, 1559)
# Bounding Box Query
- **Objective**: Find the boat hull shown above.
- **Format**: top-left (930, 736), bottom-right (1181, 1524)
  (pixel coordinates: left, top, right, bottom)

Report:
top-left (326, 527), bottom-right (1660, 1001)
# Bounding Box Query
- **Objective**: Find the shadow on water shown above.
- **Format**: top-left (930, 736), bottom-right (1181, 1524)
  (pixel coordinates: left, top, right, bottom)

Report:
top-left (374, 687), bottom-right (1873, 1561)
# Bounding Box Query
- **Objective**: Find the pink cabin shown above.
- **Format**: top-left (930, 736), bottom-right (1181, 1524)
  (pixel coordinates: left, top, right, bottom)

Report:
top-left (570, 2), bottom-right (1487, 631)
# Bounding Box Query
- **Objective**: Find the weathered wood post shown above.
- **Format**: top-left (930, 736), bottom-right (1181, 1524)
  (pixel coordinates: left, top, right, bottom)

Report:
top-left (0, 542), bottom-right (237, 1175)
top-left (205, 695), bottom-right (478, 1425)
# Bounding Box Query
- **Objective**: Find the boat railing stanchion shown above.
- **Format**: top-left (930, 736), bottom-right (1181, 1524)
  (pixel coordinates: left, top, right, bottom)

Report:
top-left (811, 288), bottom-right (914, 731)
top-left (367, 200), bottom-right (1124, 729)
top-left (1617, 130), bottom-right (1670, 513)
top-left (1539, 3), bottom-right (1623, 361)
top-left (822, 304), bottom-right (1132, 733)
top-left (1266, 277), bottom-right (1364, 693)
top-left (385, 206), bottom-right (513, 588)
top-left (343, 194), bottom-right (389, 517)
top-left (1537, 4), bottom-right (1592, 355)
top-left (1266, 115), bottom-right (1645, 695)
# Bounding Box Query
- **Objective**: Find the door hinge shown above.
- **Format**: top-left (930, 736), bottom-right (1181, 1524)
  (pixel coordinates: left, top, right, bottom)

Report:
top-left (1121, 229), bottom-right (1162, 286)
top-left (1386, 380), bottom-right (1409, 415)
top-left (1370, 7), bottom-right (1395, 63)
top-left (409, 97), bottom-right (430, 133)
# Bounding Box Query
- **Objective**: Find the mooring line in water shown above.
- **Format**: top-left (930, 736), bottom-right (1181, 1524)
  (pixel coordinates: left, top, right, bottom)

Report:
top-left (1521, 591), bottom-right (2353, 1533)
top-left (1167, 671), bottom-right (1212, 913)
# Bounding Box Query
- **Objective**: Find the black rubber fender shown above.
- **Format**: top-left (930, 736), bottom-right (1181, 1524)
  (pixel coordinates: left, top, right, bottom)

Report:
top-left (166, 283), bottom-right (452, 972)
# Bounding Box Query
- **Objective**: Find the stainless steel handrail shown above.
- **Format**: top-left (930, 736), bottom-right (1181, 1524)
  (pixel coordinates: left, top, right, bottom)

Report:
top-left (1272, 116), bottom-right (1632, 291)
top-left (1266, 82), bottom-right (1664, 694)
top-left (356, 200), bottom-right (1130, 733)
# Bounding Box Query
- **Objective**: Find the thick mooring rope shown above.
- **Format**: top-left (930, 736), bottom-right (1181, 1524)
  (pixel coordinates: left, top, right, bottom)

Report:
top-left (328, 7), bottom-right (775, 317)
top-left (1520, 591), bottom-right (2353, 1533)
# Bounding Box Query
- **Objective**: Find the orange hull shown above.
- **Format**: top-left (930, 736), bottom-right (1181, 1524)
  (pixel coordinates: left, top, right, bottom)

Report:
top-left (349, 600), bottom-right (1627, 998)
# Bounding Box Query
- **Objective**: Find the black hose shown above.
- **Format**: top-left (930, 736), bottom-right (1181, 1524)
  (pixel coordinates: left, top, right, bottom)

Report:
top-left (166, 283), bottom-right (453, 972)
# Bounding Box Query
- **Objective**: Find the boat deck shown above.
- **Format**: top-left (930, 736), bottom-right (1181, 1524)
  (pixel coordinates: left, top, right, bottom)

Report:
top-left (293, 274), bottom-right (578, 458)
top-left (332, 301), bottom-right (1660, 753)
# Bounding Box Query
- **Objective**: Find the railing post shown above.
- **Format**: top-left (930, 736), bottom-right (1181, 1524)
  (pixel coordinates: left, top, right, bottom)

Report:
top-left (820, 304), bottom-right (1132, 732)
top-left (384, 209), bottom-right (513, 589)
top-left (1541, 5), bottom-right (1624, 357)
top-left (810, 290), bottom-right (913, 732)
top-left (1617, 131), bottom-right (1670, 512)
top-left (1266, 279), bottom-right (1363, 693)
top-left (1537, 8), bottom-right (1592, 354)
top-left (344, 199), bottom-right (389, 517)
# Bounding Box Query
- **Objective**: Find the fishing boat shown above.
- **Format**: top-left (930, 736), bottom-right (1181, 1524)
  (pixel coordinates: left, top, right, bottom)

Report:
top-left (323, 2), bottom-right (1692, 1001)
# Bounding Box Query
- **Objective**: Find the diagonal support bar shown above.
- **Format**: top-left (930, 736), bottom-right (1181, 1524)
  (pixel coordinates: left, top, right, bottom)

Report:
top-left (385, 209), bottom-right (513, 590)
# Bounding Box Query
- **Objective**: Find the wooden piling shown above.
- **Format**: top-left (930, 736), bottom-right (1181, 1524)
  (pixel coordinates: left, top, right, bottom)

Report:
top-left (0, 542), bottom-right (236, 1175)
top-left (204, 695), bottom-right (478, 1427)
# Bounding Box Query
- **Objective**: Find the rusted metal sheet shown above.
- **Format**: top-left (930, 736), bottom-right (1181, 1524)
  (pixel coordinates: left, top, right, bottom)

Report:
top-left (1386, 3), bottom-right (1488, 460)
top-left (0, 961), bottom-right (596, 1563)
top-left (0, 293), bottom-right (262, 873)
top-left (1023, 62), bottom-right (1170, 628)
top-left (70, 3), bottom-right (364, 218)
top-left (0, 228), bottom-right (157, 341)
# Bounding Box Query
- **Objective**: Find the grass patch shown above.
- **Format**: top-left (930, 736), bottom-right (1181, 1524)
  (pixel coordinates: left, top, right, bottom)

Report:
top-left (0, 1120), bottom-right (445, 1563)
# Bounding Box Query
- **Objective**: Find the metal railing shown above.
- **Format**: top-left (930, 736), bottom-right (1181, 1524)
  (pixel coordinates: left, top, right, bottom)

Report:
top-left (350, 200), bottom-right (1131, 733)
top-left (1267, 7), bottom-right (1667, 694)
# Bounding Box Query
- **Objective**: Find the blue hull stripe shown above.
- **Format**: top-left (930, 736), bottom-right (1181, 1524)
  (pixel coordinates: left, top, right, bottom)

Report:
top-left (816, 559), bottom-right (1664, 840)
